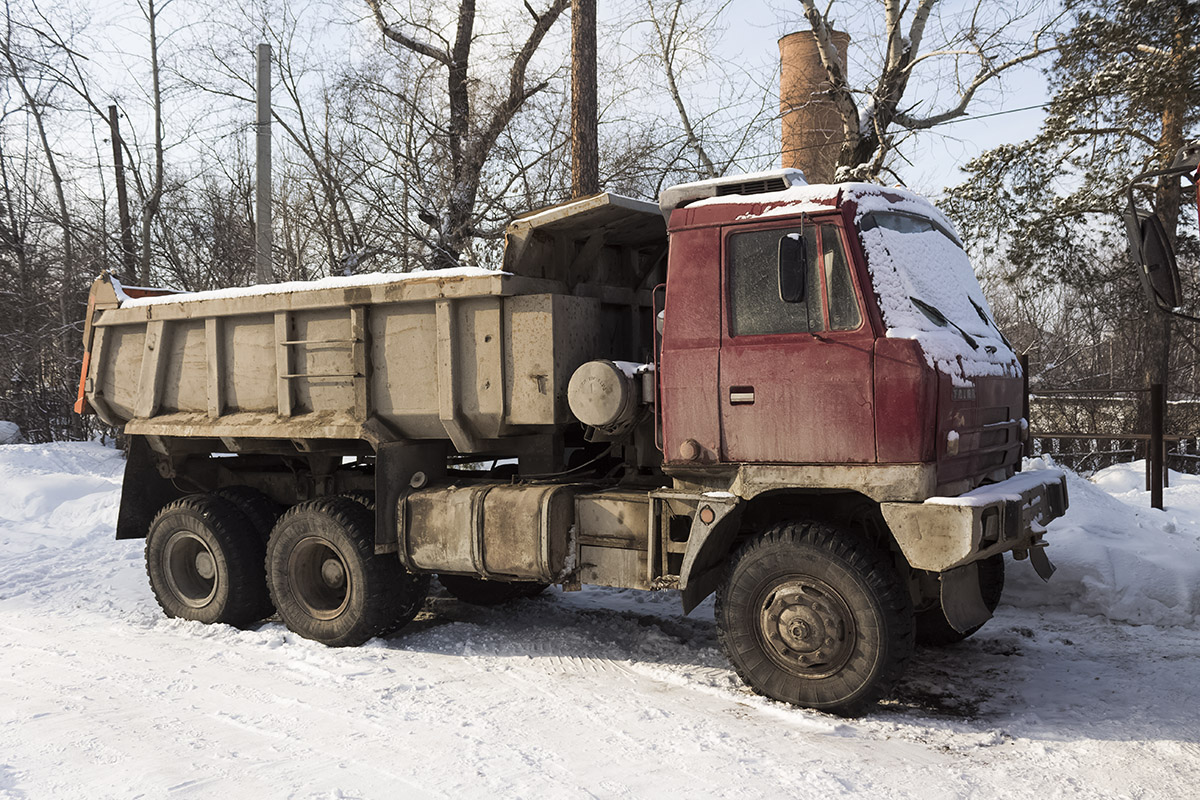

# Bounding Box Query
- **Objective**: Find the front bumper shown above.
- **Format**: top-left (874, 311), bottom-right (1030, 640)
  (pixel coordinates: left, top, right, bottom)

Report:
top-left (879, 469), bottom-right (1069, 573)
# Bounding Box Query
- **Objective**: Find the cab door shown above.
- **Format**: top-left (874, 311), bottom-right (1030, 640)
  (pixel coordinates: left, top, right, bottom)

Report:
top-left (718, 219), bottom-right (875, 464)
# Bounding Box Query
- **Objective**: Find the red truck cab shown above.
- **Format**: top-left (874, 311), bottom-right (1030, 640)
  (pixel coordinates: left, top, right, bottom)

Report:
top-left (659, 170), bottom-right (1022, 488)
top-left (650, 170), bottom-right (1067, 711)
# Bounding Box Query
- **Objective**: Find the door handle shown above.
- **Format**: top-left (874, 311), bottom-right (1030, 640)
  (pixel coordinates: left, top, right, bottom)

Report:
top-left (729, 386), bottom-right (755, 405)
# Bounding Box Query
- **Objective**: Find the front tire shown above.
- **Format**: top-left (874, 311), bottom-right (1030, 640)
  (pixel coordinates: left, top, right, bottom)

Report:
top-left (145, 494), bottom-right (274, 625)
top-left (266, 497), bottom-right (428, 647)
top-left (715, 520), bottom-right (914, 716)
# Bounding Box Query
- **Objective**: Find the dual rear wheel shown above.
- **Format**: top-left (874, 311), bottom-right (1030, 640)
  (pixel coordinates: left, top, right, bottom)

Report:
top-left (145, 491), bottom-right (427, 646)
top-left (266, 497), bottom-right (428, 646)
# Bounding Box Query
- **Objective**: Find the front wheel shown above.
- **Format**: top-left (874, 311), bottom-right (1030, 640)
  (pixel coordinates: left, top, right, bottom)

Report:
top-left (266, 497), bottom-right (428, 647)
top-left (715, 520), bottom-right (914, 716)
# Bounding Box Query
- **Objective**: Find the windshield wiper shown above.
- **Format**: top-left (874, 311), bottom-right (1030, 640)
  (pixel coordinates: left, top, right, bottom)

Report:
top-left (969, 297), bottom-right (1013, 350)
top-left (910, 297), bottom-right (979, 350)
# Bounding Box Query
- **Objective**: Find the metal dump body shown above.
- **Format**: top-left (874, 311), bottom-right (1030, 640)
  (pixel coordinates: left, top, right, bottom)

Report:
top-left (79, 270), bottom-right (646, 453)
top-left (79, 193), bottom-right (666, 453)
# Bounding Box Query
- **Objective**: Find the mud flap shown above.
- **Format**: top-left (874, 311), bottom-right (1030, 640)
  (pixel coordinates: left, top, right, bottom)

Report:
top-left (1029, 543), bottom-right (1057, 581)
top-left (679, 498), bottom-right (743, 614)
top-left (939, 561), bottom-right (993, 633)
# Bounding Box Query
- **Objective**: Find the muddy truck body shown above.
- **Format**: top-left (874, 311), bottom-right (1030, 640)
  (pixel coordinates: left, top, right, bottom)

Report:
top-left (77, 170), bottom-right (1067, 715)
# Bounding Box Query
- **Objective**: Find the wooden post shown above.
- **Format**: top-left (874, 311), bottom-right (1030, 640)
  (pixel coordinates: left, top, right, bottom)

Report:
top-left (108, 105), bottom-right (136, 276)
top-left (1019, 352), bottom-right (1031, 459)
top-left (256, 43), bottom-right (273, 283)
top-left (1163, 388), bottom-right (1170, 489)
top-left (1150, 383), bottom-right (1164, 510)
top-left (570, 0), bottom-right (598, 198)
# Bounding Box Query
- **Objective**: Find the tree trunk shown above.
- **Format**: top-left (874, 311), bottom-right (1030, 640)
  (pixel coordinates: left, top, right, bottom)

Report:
top-left (139, 0), bottom-right (165, 286)
top-left (571, 0), bottom-right (598, 197)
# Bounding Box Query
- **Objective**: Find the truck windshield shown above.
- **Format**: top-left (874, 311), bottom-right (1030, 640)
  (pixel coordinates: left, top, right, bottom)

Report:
top-left (860, 211), bottom-right (963, 248)
top-left (856, 207), bottom-right (1015, 382)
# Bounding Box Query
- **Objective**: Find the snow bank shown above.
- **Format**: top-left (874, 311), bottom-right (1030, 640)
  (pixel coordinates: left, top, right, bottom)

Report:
top-left (114, 267), bottom-right (501, 308)
top-left (1007, 458), bottom-right (1200, 628)
top-left (0, 443), bottom-right (123, 534)
top-left (0, 420), bottom-right (21, 444)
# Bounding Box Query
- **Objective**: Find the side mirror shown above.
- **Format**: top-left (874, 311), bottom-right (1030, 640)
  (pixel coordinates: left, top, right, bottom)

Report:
top-left (1124, 210), bottom-right (1182, 310)
top-left (1123, 141), bottom-right (1199, 315)
top-left (778, 233), bottom-right (807, 303)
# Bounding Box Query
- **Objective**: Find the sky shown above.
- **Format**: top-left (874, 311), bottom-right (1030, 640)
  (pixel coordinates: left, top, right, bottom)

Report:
top-left (710, 0), bottom-right (1055, 197)
top-left (36, 0), bottom-right (1057, 210)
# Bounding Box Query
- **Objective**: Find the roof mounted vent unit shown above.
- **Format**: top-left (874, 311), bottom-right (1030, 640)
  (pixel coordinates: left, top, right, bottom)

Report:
top-left (658, 168), bottom-right (808, 218)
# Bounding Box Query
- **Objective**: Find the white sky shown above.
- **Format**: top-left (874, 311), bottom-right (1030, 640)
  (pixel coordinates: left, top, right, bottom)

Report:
top-left (713, 0), bottom-right (1054, 197)
top-left (38, 0), bottom-right (1054, 206)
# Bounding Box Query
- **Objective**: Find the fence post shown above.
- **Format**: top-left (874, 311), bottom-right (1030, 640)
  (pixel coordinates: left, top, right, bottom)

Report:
top-left (1163, 389), bottom-right (1170, 489)
top-left (1151, 383), bottom-right (1164, 510)
top-left (1019, 353), bottom-right (1031, 459)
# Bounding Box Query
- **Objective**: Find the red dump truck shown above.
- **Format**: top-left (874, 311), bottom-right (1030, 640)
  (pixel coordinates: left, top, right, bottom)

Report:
top-left (77, 169), bottom-right (1067, 715)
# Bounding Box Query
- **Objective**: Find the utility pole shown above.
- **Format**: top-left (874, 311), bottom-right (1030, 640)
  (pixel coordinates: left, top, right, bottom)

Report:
top-left (571, 0), bottom-right (598, 198)
top-left (256, 43), bottom-right (273, 283)
top-left (108, 105), bottom-right (137, 278)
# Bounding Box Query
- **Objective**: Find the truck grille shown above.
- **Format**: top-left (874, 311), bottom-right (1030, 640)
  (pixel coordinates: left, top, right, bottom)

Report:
top-left (940, 404), bottom-right (1022, 489)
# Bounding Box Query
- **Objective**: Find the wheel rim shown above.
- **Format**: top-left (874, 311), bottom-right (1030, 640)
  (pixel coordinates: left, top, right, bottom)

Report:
top-left (163, 531), bottom-right (219, 608)
top-left (287, 536), bottom-right (351, 620)
top-left (757, 575), bottom-right (857, 679)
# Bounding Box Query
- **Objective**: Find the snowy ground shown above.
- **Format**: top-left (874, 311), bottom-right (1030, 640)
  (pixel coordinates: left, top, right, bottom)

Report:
top-left (1, 444), bottom-right (1198, 799)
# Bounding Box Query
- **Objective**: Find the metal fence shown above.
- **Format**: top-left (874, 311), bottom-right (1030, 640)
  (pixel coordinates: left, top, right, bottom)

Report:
top-left (1026, 381), bottom-right (1169, 509)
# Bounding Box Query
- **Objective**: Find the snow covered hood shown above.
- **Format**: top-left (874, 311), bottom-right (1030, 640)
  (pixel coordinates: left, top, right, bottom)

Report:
top-left (690, 182), bottom-right (1017, 385)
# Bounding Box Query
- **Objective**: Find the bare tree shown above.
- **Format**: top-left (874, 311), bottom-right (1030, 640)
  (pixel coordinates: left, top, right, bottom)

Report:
top-left (0, 2), bottom-right (74, 330)
top-left (134, 0), bottom-right (169, 285)
top-left (607, 0), bottom-right (775, 192)
top-left (365, 0), bottom-right (570, 269)
top-left (798, 0), bottom-right (1063, 181)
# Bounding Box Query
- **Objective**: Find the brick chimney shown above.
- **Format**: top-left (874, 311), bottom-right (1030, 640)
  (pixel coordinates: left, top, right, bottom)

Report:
top-left (779, 30), bottom-right (851, 185)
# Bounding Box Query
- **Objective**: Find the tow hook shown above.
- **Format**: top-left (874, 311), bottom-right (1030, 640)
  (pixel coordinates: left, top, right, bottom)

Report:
top-left (1028, 538), bottom-right (1056, 581)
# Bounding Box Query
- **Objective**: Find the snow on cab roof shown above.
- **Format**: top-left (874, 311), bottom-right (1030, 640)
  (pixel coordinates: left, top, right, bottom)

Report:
top-left (686, 179), bottom-right (958, 233)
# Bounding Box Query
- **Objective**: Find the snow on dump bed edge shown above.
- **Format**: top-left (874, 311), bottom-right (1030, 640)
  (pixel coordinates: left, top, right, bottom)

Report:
top-left (114, 267), bottom-right (501, 307)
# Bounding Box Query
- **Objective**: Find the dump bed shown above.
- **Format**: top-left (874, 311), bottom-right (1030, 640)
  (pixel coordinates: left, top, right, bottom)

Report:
top-left (77, 272), bottom-right (580, 451)
top-left (77, 195), bottom-right (667, 453)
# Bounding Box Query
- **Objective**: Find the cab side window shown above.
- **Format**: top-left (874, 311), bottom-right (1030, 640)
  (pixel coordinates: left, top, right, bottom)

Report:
top-left (728, 227), bottom-right (822, 336)
top-left (727, 223), bottom-right (861, 336)
top-left (822, 224), bottom-right (861, 331)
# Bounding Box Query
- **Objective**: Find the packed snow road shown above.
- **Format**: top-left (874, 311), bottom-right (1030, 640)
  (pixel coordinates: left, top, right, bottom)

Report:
top-left (1, 444), bottom-right (1198, 799)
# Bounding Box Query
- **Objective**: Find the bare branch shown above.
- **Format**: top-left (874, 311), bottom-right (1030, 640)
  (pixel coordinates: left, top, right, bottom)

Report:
top-left (363, 0), bottom-right (451, 65)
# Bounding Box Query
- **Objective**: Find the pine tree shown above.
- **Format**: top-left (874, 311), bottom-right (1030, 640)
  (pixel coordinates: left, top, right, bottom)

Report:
top-left (944, 0), bottom-right (1200, 395)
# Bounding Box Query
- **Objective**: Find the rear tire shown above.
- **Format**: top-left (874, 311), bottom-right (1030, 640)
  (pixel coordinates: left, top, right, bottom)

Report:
top-left (214, 485), bottom-right (280, 544)
top-left (266, 497), bottom-right (428, 647)
top-left (437, 574), bottom-right (549, 606)
top-left (715, 520), bottom-right (913, 716)
top-left (338, 490), bottom-right (376, 511)
top-left (915, 554), bottom-right (1005, 646)
top-left (145, 494), bottom-right (274, 625)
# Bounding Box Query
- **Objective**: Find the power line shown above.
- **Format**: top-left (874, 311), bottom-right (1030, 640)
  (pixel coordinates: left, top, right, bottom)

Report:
top-left (638, 101), bottom-right (1056, 178)
top-left (931, 102), bottom-right (1051, 126)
